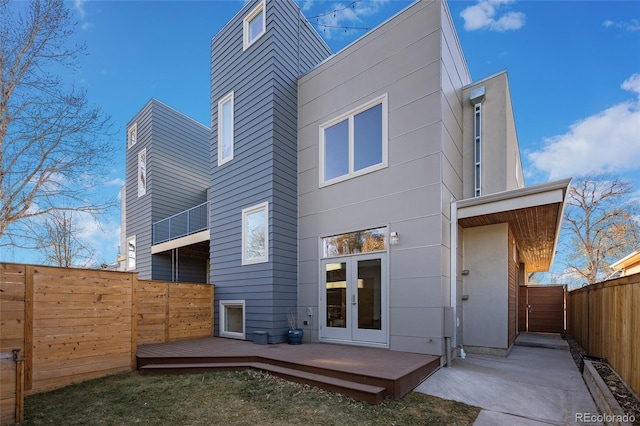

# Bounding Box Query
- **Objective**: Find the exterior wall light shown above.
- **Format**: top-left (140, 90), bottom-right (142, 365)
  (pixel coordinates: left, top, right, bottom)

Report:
top-left (390, 231), bottom-right (400, 245)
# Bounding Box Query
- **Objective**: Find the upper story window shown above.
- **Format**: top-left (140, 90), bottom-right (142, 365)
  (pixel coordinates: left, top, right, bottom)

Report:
top-left (127, 123), bottom-right (137, 148)
top-left (320, 95), bottom-right (388, 186)
top-left (243, 1), bottom-right (266, 51)
top-left (218, 91), bottom-right (234, 166)
top-left (138, 148), bottom-right (147, 197)
top-left (242, 202), bottom-right (268, 265)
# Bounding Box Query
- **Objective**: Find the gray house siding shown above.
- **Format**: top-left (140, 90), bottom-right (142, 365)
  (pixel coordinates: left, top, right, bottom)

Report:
top-left (125, 99), bottom-right (210, 282)
top-left (210, 0), bottom-right (331, 342)
top-left (298, 0), bottom-right (470, 355)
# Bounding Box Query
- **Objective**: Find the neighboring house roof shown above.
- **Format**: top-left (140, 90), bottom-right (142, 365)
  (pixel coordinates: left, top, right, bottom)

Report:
top-left (610, 250), bottom-right (640, 274)
top-left (457, 178), bottom-right (571, 272)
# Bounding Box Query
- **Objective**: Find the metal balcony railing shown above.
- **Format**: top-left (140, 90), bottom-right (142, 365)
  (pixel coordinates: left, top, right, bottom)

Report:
top-left (152, 201), bottom-right (209, 245)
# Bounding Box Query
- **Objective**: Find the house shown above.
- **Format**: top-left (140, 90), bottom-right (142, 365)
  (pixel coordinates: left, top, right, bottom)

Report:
top-left (609, 250), bottom-right (640, 278)
top-left (122, 0), bottom-right (570, 361)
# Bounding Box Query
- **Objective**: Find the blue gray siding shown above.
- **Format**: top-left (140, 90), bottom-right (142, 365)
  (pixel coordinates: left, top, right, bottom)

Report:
top-left (125, 99), bottom-right (210, 282)
top-left (210, 0), bottom-right (330, 341)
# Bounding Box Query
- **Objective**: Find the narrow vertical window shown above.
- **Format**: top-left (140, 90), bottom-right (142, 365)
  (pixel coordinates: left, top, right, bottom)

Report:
top-left (127, 236), bottom-right (136, 270)
top-left (243, 1), bottom-right (266, 51)
top-left (138, 148), bottom-right (147, 197)
top-left (218, 92), bottom-right (234, 166)
top-left (242, 202), bottom-right (268, 265)
top-left (128, 123), bottom-right (137, 148)
top-left (474, 104), bottom-right (482, 197)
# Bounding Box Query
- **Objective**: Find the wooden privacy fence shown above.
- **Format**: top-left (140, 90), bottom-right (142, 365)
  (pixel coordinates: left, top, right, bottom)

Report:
top-left (0, 263), bottom-right (214, 425)
top-left (567, 273), bottom-right (640, 396)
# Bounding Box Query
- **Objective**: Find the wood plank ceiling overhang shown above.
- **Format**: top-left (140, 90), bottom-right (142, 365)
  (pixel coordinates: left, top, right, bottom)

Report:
top-left (457, 179), bottom-right (571, 272)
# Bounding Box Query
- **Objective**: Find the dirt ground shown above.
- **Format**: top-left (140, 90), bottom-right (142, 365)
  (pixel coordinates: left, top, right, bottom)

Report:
top-left (566, 336), bottom-right (640, 425)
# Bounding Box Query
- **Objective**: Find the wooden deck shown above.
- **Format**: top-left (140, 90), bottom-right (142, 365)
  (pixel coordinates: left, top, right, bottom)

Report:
top-left (136, 338), bottom-right (441, 404)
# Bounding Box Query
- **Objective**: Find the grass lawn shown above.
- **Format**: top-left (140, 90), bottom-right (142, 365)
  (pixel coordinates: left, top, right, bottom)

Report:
top-left (22, 370), bottom-right (480, 425)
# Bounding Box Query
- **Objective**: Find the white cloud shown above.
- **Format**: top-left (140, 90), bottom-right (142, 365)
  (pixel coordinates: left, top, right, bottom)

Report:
top-left (603, 18), bottom-right (640, 32)
top-left (73, 0), bottom-right (92, 30)
top-left (460, 0), bottom-right (525, 32)
top-left (528, 74), bottom-right (640, 181)
top-left (74, 0), bottom-right (86, 17)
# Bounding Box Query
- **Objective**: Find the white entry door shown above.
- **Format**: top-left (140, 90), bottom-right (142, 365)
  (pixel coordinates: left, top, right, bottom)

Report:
top-left (320, 252), bottom-right (387, 345)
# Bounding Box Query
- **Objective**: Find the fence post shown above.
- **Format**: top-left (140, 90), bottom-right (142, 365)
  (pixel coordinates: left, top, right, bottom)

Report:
top-left (131, 273), bottom-right (138, 369)
top-left (24, 265), bottom-right (33, 391)
top-left (12, 349), bottom-right (24, 424)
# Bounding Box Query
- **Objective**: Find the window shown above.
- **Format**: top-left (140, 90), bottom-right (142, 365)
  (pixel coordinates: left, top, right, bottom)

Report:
top-left (320, 95), bottom-right (387, 186)
top-left (220, 300), bottom-right (245, 339)
top-left (243, 1), bottom-right (265, 51)
top-left (474, 103), bottom-right (482, 197)
top-left (218, 92), bottom-right (234, 166)
top-left (127, 123), bottom-right (137, 148)
top-left (138, 148), bottom-right (147, 197)
top-left (242, 202), bottom-right (268, 265)
top-left (127, 236), bottom-right (136, 270)
top-left (322, 227), bottom-right (388, 258)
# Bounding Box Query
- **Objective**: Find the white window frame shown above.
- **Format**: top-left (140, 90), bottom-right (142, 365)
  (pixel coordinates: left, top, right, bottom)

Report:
top-left (127, 123), bottom-right (137, 148)
top-left (319, 94), bottom-right (388, 187)
top-left (219, 300), bottom-right (245, 339)
top-left (241, 201), bottom-right (269, 265)
top-left (218, 91), bottom-right (234, 166)
top-left (127, 235), bottom-right (136, 270)
top-left (138, 148), bottom-right (147, 197)
top-left (243, 0), bottom-right (266, 51)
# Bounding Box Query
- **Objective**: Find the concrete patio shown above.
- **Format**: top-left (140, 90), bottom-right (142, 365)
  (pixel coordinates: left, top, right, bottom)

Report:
top-left (415, 333), bottom-right (602, 425)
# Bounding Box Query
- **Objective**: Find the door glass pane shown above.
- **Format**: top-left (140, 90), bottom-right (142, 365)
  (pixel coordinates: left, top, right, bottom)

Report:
top-left (354, 103), bottom-right (382, 171)
top-left (357, 259), bottom-right (382, 330)
top-left (324, 119), bottom-right (349, 181)
top-left (325, 262), bottom-right (347, 328)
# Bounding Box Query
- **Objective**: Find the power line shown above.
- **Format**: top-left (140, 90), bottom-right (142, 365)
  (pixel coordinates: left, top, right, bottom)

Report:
top-left (306, 0), bottom-right (364, 20)
top-left (304, 0), bottom-right (371, 33)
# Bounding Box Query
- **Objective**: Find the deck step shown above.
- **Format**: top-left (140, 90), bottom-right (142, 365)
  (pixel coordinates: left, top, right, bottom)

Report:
top-left (139, 361), bottom-right (387, 404)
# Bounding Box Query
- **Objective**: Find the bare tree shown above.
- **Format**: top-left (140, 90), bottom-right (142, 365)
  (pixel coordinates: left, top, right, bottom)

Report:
top-left (0, 0), bottom-right (115, 246)
top-left (35, 210), bottom-right (96, 267)
top-left (562, 175), bottom-right (640, 284)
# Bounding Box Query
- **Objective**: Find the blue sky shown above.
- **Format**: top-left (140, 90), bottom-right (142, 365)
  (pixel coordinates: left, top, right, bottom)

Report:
top-left (4, 0), bottom-right (640, 272)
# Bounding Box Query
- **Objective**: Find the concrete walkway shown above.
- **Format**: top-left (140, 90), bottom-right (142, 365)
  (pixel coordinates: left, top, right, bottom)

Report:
top-left (415, 333), bottom-right (602, 425)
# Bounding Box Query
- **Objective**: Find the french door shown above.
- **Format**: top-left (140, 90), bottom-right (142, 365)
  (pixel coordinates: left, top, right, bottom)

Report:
top-left (320, 252), bottom-right (387, 345)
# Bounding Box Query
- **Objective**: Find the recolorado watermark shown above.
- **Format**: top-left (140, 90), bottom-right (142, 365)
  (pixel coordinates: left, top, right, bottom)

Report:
top-left (575, 412), bottom-right (636, 423)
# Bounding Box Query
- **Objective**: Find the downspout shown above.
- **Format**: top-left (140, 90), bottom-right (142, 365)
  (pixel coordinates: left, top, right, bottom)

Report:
top-left (448, 199), bottom-right (458, 367)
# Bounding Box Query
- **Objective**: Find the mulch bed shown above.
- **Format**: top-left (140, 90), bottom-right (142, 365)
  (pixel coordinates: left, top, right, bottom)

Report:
top-left (566, 336), bottom-right (640, 425)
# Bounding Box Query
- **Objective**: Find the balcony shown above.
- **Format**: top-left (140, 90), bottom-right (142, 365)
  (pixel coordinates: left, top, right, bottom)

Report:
top-left (152, 201), bottom-right (209, 246)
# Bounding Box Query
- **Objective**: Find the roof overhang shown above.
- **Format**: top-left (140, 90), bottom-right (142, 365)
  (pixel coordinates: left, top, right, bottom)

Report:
top-left (610, 250), bottom-right (640, 272)
top-left (457, 178), bottom-right (571, 272)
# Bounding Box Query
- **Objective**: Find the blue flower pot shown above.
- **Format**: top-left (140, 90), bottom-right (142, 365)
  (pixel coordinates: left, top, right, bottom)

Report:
top-left (287, 328), bottom-right (303, 345)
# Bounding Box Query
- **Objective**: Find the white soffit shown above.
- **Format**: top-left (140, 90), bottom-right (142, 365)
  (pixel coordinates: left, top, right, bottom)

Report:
top-left (151, 230), bottom-right (210, 254)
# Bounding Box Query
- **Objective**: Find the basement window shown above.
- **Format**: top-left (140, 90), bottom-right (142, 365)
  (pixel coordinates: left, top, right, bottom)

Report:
top-left (220, 300), bottom-right (245, 339)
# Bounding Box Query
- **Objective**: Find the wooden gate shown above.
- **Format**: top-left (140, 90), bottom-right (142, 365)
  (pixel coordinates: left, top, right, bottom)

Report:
top-left (518, 285), bottom-right (566, 333)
